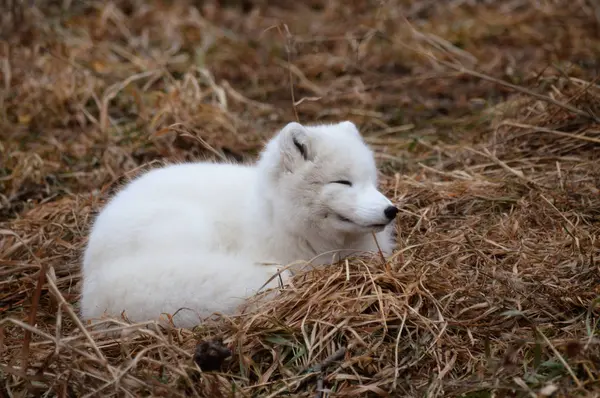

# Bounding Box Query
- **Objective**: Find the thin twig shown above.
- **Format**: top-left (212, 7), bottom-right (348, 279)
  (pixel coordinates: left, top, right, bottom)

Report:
top-left (44, 267), bottom-right (118, 378)
top-left (301, 347), bottom-right (347, 398)
top-left (279, 24), bottom-right (300, 122)
top-left (399, 19), bottom-right (600, 122)
top-left (22, 261), bottom-right (46, 373)
top-left (436, 59), bottom-right (600, 122)
top-left (501, 121), bottom-right (600, 144)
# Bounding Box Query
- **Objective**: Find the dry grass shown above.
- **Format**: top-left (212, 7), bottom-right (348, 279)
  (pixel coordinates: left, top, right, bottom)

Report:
top-left (1, 0), bottom-right (599, 397)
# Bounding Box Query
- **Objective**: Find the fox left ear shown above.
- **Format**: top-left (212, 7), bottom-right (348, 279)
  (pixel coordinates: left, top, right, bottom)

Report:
top-left (279, 122), bottom-right (313, 171)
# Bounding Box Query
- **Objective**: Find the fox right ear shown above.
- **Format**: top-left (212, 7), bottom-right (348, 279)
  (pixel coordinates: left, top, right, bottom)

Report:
top-left (279, 122), bottom-right (313, 171)
top-left (339, 120), bottom-right (362, 139)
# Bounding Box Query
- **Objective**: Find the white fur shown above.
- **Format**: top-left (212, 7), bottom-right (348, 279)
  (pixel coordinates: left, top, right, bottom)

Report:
top-left (80, 121), bottom-right (397, 328)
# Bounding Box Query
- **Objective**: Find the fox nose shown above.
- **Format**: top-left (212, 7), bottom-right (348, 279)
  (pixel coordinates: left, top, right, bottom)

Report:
top-left (384, 205), bottom-right (398, 220)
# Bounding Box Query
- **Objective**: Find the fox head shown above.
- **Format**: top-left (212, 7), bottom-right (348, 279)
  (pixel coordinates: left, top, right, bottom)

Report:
top-left (256, 121), bottom-right (398, 241)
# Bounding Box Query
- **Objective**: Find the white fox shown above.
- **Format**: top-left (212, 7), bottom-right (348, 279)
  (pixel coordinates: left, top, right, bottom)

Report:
top-left (80, 121), bottom-right (398, 328)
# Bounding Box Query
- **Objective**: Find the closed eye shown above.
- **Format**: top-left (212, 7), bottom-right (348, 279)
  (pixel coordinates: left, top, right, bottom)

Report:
top-left (331, 180), bottom-right (353, 186)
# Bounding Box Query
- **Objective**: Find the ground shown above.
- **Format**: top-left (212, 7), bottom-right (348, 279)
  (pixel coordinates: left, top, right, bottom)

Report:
top-left (1, 0), bottom-right (599, 397)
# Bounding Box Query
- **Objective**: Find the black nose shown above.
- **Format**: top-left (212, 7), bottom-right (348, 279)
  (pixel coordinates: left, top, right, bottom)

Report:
top-left (384, 205), bottom-right (398, 220)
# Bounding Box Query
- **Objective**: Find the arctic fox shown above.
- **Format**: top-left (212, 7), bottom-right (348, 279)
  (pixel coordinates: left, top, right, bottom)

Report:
top-left (80, 121), bottom-right (398, 328)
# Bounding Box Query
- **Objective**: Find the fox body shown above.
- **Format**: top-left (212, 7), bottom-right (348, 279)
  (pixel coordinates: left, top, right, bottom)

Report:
top-left (80, 121), bottom-right (398, 328)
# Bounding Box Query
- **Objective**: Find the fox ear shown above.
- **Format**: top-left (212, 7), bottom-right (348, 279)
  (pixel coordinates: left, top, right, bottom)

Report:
top-left (339, 120), bottom-right (362, 139)
top-left (279, 122), bottom-right (313, 170)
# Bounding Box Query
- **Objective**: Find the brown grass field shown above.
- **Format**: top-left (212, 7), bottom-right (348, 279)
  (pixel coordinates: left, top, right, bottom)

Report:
top-left (1, 0), bottom-right (600, 397)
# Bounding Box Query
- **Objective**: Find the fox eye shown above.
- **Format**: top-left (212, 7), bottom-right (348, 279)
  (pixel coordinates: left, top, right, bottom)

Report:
top-left (331, 180), bottom-right (353, 187)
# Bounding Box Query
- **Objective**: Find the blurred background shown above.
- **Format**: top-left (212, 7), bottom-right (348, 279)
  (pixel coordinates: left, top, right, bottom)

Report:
top-left (2, 0), bottom-right (598, 214)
